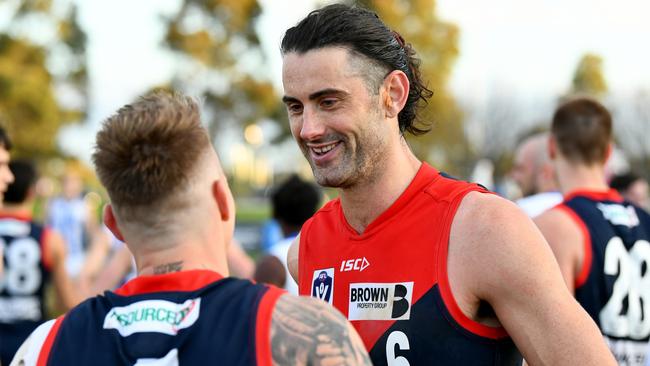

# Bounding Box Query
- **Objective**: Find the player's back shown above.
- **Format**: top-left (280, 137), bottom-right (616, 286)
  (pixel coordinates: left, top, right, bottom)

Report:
top-left (0, 214), bottom-right (51, 365)
top-left (560, 189), bottom-right (650, 364)
top-left (24, 270), bottom-right (283, 365)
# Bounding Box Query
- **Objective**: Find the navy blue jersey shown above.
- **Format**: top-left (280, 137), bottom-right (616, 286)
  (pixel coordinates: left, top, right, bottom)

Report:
top-left (0, 213), bottom-right (51, 365)
top-left (560, 190), bottom-right (650, 365)
top-left (31, 270), bottom-right (283, 366)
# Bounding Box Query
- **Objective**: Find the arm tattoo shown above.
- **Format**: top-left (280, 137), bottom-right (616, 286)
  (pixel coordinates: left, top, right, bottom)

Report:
top-left (153, 261), bottom-right (183, 274)
top-left (270, 295), bottom-right (371, 366)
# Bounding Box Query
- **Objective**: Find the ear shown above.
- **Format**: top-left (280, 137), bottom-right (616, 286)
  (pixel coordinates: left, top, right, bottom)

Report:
top-left (605, 143), bottom-right (613, 162)
top-left (103, 204), bottom-right (125, 242)
top-left (548, 136), bottom-right (557, 160)
top-left (382, 70), bottom-right (410, 119)
top-left (212, 179), bottom-right (231, 222)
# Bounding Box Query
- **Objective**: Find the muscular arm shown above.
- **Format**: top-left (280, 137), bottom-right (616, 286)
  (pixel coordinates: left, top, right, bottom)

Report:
top-left (270, 294), bottom-right (370, 366)
top-left (449, 192), bottom-right (614, 366)
top-left (48, 231), bottom-right (83, 309)
top-left (286, 233), bottom-right (300, 285)
top-left (534, 208), bottom-right (584, 294)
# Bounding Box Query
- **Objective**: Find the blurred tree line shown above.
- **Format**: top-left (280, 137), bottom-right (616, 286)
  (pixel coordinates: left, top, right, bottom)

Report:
top-left (159, 0), bottom-right (469, 175)
top-left (0, 0), bottom-right (87, 159)
top-left (1, 0), bottom-right (646, 187)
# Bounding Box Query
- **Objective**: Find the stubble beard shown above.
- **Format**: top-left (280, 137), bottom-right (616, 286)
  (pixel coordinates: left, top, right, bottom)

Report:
top-left (303, 129), bottom-right (386, 190)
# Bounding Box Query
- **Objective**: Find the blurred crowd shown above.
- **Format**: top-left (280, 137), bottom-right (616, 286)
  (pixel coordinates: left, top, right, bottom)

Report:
top-left (1, 127), bottom-right (647, 311)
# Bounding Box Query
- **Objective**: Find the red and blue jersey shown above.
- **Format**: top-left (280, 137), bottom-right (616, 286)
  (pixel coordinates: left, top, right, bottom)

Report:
top-left (0, 213), bottom-right (52, 365)
top-left (26, 270), bottom-right (283, 366)
top-left (558, 190), bottom-right (650, 365)
top-left (299, 163), bottom-right (522, 365)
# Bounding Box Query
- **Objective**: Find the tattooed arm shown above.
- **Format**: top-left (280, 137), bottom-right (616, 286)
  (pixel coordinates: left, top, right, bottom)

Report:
top-left (270, 294), bottom-right (371, 366)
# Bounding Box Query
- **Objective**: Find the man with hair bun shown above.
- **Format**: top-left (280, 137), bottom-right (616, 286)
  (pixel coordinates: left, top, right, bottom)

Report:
top-left (281, 3), bottom-right (614, 365)
top-left (536, 98), bottom-right (650, 365)
top-left (12, 92), bottom-right (370, 365)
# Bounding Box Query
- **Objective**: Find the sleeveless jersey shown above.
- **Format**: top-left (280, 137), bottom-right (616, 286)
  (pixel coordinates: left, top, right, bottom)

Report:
top-left (559, 190), bottom-right (650, 366)
top-left (30, 270), bottom-right (283, 366)
top-left (0, 213), bottom-right (51, 365)
top-left (299, 163), bottom-right (522, 366)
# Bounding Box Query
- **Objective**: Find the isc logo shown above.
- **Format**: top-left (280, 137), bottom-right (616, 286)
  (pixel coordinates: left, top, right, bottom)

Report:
top-left (340, 257), bottom-right (370, 272)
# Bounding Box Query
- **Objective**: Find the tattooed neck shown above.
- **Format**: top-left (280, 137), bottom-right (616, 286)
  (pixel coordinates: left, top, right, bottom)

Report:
top-left (153, 261), bottom-right (184, 274)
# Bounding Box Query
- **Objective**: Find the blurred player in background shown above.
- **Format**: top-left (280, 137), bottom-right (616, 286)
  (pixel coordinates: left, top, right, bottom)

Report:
top-left (535, 98), bottom-right (650, 365)
top-left (0, 160), bottom-right (80, 365)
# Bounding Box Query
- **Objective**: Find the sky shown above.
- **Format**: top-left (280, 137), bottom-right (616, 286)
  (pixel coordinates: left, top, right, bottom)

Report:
top-left (58, 0), bottom-right (650, 164)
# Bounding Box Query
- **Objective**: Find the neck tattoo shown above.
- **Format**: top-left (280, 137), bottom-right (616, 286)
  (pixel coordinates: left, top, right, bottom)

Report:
top-left (153, 261), bottom-right (184, 274)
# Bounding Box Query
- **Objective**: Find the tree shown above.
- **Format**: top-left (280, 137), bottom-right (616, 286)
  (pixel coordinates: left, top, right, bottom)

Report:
top-left (360, 0), bottom-right (466, 174)
top-left (569, 53), bottom-right (607, 99)
top-left (0, 0), bottom-right (87, 158)
top-left (161, 0), bottom-right (283, 144)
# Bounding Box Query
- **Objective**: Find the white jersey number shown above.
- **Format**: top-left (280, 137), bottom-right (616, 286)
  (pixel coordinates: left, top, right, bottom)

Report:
top-left (386, 331), bottom-right (410, 366)
top-left (599, 238), bottom-right (650, 340)
top-left (0, 237), bottom-right (42, 295)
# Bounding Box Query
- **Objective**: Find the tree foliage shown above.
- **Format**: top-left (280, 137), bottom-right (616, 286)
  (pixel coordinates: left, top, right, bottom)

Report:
top-left (571, 53), bottom-right (607, 98)
top-left (360, 0), bottom-right (465, 173)
top-left (161, 0), bottom-right (282, 143)
top-left (0, 0), bottom-right (87, 158)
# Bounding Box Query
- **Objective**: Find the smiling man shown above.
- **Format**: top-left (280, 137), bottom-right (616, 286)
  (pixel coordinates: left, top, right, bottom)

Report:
top-left (281, 3), bottom-right (615, 366)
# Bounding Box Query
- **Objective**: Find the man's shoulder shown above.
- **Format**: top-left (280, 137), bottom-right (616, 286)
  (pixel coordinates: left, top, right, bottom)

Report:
top-left (455, 191), bottom-right (522, 227)
top-left (302, 198), bottom-right (340, 228)
top-left (315, 198), bottom-right (340, 215)
top-left (10, 318), bottom-right (59, 365)
top-left (270, 294), bottom-right (370, 365)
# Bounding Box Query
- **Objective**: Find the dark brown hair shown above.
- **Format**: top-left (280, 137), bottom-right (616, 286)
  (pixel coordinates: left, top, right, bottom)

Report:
top-left (281, 3), bottom-right (433, 136)
top-left (93, 92), bottom-right (210, 211)
top-left (551, 98), bottom-right (612, 165)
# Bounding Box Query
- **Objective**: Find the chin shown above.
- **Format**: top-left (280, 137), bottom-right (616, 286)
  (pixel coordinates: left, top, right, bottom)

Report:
top-left (314, 171), bottom-right (353, 189)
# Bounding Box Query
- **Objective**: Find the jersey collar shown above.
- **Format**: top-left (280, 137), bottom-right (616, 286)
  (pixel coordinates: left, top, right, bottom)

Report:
top-left (340, 162), bottom-right (439, 238)
top-left (114, 270), bottom-right (224, 296)
top-left (564, 188), bottom-right (623, 203)
top-left (0, 212), bottom-right (33, 221)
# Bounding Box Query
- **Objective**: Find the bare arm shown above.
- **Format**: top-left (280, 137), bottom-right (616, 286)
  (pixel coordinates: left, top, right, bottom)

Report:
top-left (48, 231), bottom-right (84, 309)
top-left (270, 294), bottom-right (371, 365)
top-left (227, 239), bottom-right (255, 279)
top-left (450, 192), bottom-right (614, 366)
top-left (91, 244), bottom-right (134, 294)
top-left (286, 233), bottom-right (300, 285)
top-left (78, 228), bottom-right (111, 288)
top-left (534, 208), bottom-right (584, 294)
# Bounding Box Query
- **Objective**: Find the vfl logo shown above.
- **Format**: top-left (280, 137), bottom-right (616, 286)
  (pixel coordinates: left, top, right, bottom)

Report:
top-left (348, 282), bottom-right (413, 321)
top-left (312, 268), bottom-right (335, 304)
top-left (340, 257), bottom-right (370, 272)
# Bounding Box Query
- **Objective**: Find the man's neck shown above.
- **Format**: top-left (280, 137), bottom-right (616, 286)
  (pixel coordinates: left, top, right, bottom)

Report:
top-left (339, 141), bottom-right (421, 234)
top-left (133, 241), bottom-right (230, 277)
top-left (556, 159), bottom-right (609, 195)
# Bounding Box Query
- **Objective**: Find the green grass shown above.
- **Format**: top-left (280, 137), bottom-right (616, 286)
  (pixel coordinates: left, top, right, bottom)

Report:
top-left (235, 199), bottom-right (271, 223)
